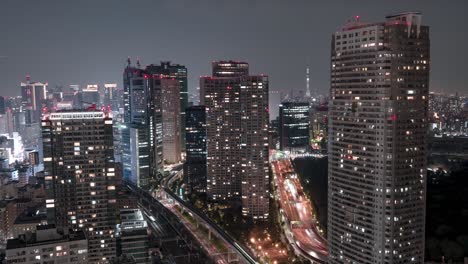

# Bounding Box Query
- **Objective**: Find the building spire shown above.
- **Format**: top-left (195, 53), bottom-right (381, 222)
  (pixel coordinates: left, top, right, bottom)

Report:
top-left (127, 57), bottom-right (131, 67)
top-left (136, 57), bottom-right (141, 68)
top-left (305, 67), bottom-right (311, 98)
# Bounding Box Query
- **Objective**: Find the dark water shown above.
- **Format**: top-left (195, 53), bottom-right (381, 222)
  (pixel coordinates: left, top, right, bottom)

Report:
top-left (292, 156), bottom-right (328, 232)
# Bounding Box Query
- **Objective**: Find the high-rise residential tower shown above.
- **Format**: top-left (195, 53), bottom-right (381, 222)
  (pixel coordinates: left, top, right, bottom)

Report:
top-left (328, 12), bottom-right (429, 263)
top-left (201, 61), bottom-right (270, 220)
top-left (42, 110), bottom-right (117, 264)
top-left (146, 62), bottom-right (188, 152)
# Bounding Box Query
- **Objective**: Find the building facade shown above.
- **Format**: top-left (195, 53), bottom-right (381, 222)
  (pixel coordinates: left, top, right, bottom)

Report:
top-left (184, 105), bottom-right (207, 194)
top-left (116, 209), bottom-right (149, 264)
top-left (42, 110), bottom-right (117, 263)
top-left (82, 85), bottom-right (100, 107)
top-left (103, 83), bottom-right (120, 111)
top-left (0, 96), bottom-right (5, 115)
top-left (328, 12), bottom-right (429, 263)
top-left (201, 61), bottom-right (270, 220)
top-left (146, 62), bottom-right (188, 151)
top-left (122, 64), bottom-right (163, 190)
top-left (5, 225), bottom-right (88, 264)
top-left (279, 102), bottom-right (310, 152)
top-left (21, 75), bottom-right (48, 125)
top-left (161, 79), bottom-right (181, 164)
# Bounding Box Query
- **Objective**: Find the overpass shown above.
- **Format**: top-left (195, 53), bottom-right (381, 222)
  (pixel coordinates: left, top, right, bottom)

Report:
top-left (127, 181), bottom-right (258, 264)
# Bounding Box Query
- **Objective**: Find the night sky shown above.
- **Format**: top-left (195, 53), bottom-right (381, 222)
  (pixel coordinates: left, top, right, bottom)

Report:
top-left (1, 0), bottom-right (467, 100)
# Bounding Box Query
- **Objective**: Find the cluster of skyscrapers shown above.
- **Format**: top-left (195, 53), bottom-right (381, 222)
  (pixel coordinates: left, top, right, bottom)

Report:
top-left (0, 10), bottom-right (442, 264)
top-left (122, 60), bottom-right (187, 189)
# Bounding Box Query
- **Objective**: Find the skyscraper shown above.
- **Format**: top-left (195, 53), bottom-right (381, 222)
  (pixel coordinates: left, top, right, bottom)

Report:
top-left (42, 110), bottom-right (117, 263)
top-left (103, 83), bottom-right (120, 111)
top-left (146, 62), bottom-right (188, 152)
top-left (21, 75), bottom-right (48, 124)
top-left (82, 85), bottom-right (101, 107)
top-left (161, 78), bottom-right (181, 164)
top-left (328, 12), bottom-right (429, 263)
top-left (201, 61), bottom-right (270, 220)
top-left (279, 101), bottom-right (310, 152)
top-left (0, 96), bottom-right (5, 115)
top-left (184, 105), bottom-right (207, 194)
top-left (122, 63), bottom-right (163, 189)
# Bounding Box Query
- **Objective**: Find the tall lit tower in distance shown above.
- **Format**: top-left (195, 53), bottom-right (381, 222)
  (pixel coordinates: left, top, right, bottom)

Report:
top-left (201, 61), bottom-right (270, 220)
top-left (21, 75), bottom-right (48, 124)
top-left (328, 12), bottom-right (429, 263)
top-left (305, 67), bottom-right (311, 98)
top-left (42, 110), bottom-right (117, 263)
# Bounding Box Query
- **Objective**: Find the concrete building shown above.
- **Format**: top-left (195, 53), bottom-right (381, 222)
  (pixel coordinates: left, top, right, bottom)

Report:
top-left (201, 61), bottom-right (270, 220)
top-left (12, 208), bottom-right (48, 238)
top-left (328, 12), bottom-right (429, 263)
top-left (116, 209), bottom-right (149, 264)
top-left (42, 110), bottom-right (117, 263)
top-left (5, 225), bottom-right (88, 264)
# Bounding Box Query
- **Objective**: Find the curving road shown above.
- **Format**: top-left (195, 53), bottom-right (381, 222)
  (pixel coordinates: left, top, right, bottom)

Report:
top-left (146, 165), bottom-right (259, 264)
top-left (272, 156), bottom-right (328, 263)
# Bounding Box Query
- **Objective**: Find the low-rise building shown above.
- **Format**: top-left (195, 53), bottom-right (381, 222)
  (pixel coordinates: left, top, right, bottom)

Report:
top-left (5, 225), bottom-right (88, 264)
top-left (116, 209), bottom-right (149, 264)
top-left (12, 208), bottom-right (48, 238)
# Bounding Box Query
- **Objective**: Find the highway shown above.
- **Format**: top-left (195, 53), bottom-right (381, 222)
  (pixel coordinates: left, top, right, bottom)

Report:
top-left (128, 165), bottom-right (258, 264)
top-left (127, 182), bottom-right (209, 264)
top-left (163, 188), bottom-right (258, 264)
top-left (271, 155), bottom-right (328, 263)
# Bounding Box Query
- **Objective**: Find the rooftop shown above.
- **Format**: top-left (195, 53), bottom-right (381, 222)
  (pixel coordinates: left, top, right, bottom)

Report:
top-left (6, 225), bottom-right (86, 250)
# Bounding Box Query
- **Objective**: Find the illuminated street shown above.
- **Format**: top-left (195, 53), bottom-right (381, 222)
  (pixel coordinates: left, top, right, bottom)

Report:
top-left (271, 152), bottom-right (328, 263)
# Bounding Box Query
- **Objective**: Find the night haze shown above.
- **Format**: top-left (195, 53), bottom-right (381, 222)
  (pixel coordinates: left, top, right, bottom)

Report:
top-left (1, 0), bottom-right (467, 100)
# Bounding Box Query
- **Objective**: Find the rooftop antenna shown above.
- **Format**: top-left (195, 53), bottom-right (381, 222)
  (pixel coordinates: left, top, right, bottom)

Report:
top-left (127, 57), bottom-right (131, 67)
top-left (136, 57), bottom-right (141, 68)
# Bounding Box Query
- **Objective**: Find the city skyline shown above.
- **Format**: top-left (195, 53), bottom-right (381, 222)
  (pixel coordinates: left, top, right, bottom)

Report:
top-left (1, 2), bottom-right (468, 264)
top-left (1, 0), bottom-right (467, 99)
